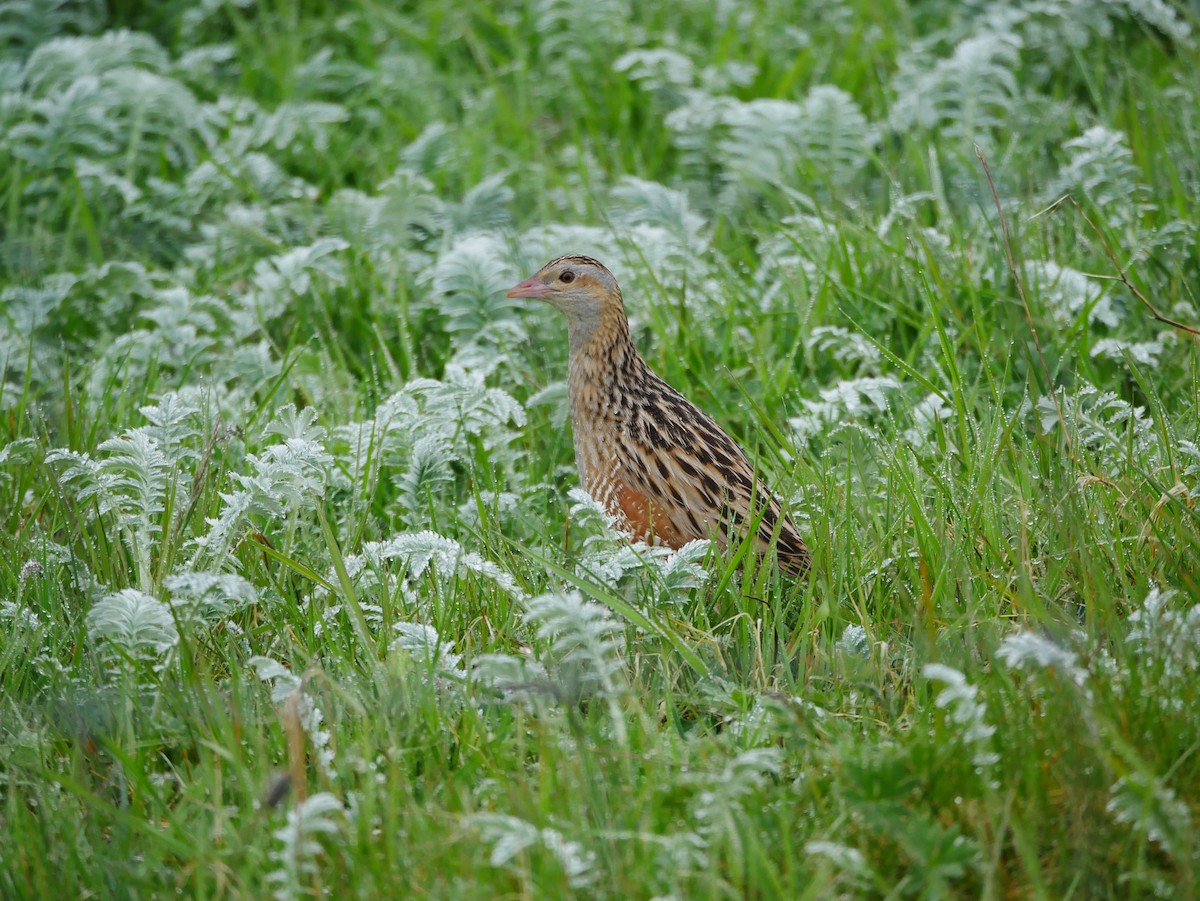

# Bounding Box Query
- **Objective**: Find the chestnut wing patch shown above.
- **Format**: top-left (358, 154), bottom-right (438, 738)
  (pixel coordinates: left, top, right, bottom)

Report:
top-left (612, 479), bottom-right (688, 547)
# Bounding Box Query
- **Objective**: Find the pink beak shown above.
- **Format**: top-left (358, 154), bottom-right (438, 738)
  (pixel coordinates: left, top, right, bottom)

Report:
top-left (505, 276), bottom-right (555, 299)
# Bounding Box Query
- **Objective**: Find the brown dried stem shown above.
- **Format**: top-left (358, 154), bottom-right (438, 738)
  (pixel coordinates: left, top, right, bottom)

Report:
top-left (1037, 193), bottom-right (1200, 338)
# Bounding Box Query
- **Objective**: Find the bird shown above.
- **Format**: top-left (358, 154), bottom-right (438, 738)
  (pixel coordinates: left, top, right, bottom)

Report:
top-left (506, 255), bottom-right (810, 577)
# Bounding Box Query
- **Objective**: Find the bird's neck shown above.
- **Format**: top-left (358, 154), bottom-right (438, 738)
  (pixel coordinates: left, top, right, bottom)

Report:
top-left (566, 304), bottom-right (641, 411)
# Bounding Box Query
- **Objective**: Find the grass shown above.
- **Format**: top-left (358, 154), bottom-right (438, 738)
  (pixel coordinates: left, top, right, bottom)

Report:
top-left (1, 0), bottom-right (1199, 897)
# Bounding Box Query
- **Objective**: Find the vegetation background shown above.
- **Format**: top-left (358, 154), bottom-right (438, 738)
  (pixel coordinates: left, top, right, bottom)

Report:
top-left (1, 0), bottom-right (1198, 897)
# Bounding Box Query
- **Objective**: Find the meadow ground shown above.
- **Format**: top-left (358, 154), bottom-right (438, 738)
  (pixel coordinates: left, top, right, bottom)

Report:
top-left (1, 1), bottom-right (1199, 897)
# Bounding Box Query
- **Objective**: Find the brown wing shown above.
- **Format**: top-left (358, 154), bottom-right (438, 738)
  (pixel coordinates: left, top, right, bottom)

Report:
top-left (612, 480), bottom-right (689, 547)
top-left (613, 373), bottom-right (811, 576)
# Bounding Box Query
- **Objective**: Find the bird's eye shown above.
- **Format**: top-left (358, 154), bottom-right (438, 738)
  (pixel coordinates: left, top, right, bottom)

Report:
top-left (559, 270), bottom-right (576, 284)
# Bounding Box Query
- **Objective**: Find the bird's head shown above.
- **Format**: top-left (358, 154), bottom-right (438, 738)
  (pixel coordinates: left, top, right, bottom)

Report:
top-left (505, 255), bottom-right (623, 325)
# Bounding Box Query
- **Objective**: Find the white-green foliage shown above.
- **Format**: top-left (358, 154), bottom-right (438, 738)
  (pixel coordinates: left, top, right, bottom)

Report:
top-left (923, 664), bottom-right (997, 769)
top-left (890, 32), bottom-right (1022, 143)
top-left (1051, 126), bottom-right (1153, 230)
top-left (470, 812), bottom-right (597, 890)
top-left (961, 0), bottom-right (1191, 64)
top-left (1036, 382), bottom-right (1157, 463)
top-left (342, 530), bottom-right (524, 602)
top-left (789, 377), bottom-right (903, 441)
top-left (47, 398), bottom-right (201, 591)
top-left (1021, 261), bottom-right (1119, 327)
top-left (665, 83), bottom-right (873, 199)
top-left (165, 571), bottom-right (258, 626)
top-left (265, 793), bottom-right (347, 901)
top-left (1126, 586), bottom-right (1200, 685)
top-left (691, 748), bottom-right (783, 851)
top-left (565, 489), bottom-right (711, 603)
top-left (426, 232), bottom-right (522, 351)
top-left (86, 588), bottom-right (179, 668)
top-left (523, 590), bottom-right (626, 694)
top-left (195, 405), bottom-right (333, 564)
top-left (7, 34), bottom-right (207, 174)
top-left (533, 0), bottom-right (631, 66)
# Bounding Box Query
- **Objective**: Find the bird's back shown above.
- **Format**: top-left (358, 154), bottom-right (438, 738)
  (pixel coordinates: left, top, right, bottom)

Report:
top-left (569, 339), bottom-right (811, 577)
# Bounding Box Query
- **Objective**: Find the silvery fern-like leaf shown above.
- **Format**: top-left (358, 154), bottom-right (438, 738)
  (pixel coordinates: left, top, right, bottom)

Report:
top-left (236, 237), bottom-right (350, 333)
top-left (48, 427), bottom-right (180, 588)
top-left (0, 271), bottom-right (77, 333)
top-left (265, 792), bottom-right (345, 901)
top-left (997, 631), bottom-right (1088, 688)
top-left (185, 149), bottom-right (316, 206)
top-left (566, 490), bottom-right (710, 598)
top-left (439, 172), bottom-right (514, 237)
top-left (793, 85), bottom-right (875, 185)
top-left (389, 622), bottom-right (464, 675)
top-left (1107, 772), bottom-right (1192, 861)
top-left (470, 813), bottom-right (598, 889)
top-left (668, 84), bottom-right (872, 199)
top-left (139, 392), bottom-right (202, 465)
top-left (74, 157), bottom-right (141, 205)
top-left (1091, 335), bottom-right (1173, 368)
top-left (366, 530), bottom-right (463, 580)
top-left (717, 98), bottom-right (808, 191)
top-left (248, 663), bottom-right (334, 780)
top-left (20, 29), bottom-right (168, 95)
top-left (533, 0), bottom-right (630, 66)
top-left (266, 405), bottom-right (326, 446)
top-left (405, 368), bottom-right (527, 452)
top-left (656, 539), bottom-right (712, 597)
top-left (7, 75), bottom-right (125, 169)
top-left (354, 531), bottom-right (523, 598)
top-left (806, 326), bottom-right (881, 368)
top-left (249, 655), bottom-right (302, 703)
top-left (663, 89), bottom-right (741, 173)
top-left (923, 664), bottom-right (998, 766)
top-left (470, 813), bottom-right (540, 866)
top-left (805, 840), bottom-right (870, 878)
top-left (890, 32), bottom-right (1022, 140)
top-left (0, 1), bottom-right (105, 58)
top-left (613, 47), bottom-right (695, 105)
top-left (960, 0), bottom-right (1191, 63)
top-left (789, 377), bottom-right (903, 441)
top-left (0, 437), bottom-right (37, 474)
top-left (95, 430), bottom-right (170, 522)
top-left (165, 571), bottom-right (258, 623)
top-left (195, 425), bottom-right (332, 563)
top-left (35, 67), bottom-right (207, 171)
top-left (86, 589), bottom-right (179, 664)
top-left (400, 121), bottom-right (456, 175)
top-left (692, 749), bottom-right (784, 839)
top-left (837, 624), bottom-right (871, 660)
top-left (523, 591), bottom-right (626, 692)
top-left (426, 232), bottom-right (522, 351)
top-left (374, 166), bottom-right (445, 245)
top-left (172, 42), bottom-right (237, 87)
top-left (392, 434), bottom-right (456, 524)
top-left (608, 177), bottom-right (707, 249)
top-left (904, 393), bottom-right (955, 449)
top-left (1036, 383), bottom-right (1156, 460)
top-left (1050, 126), bottom-right (1152, 230)
top-left (98, 287), bottom-right (227, 383)
top-left (1127, 586), bottom-right (1200, 682)
top-left (229, 99), bottom-right (349, 155)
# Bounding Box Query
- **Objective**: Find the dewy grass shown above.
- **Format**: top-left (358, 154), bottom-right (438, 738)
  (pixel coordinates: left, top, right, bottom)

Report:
top-left (1, 0), bottom-right (1199, 898)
